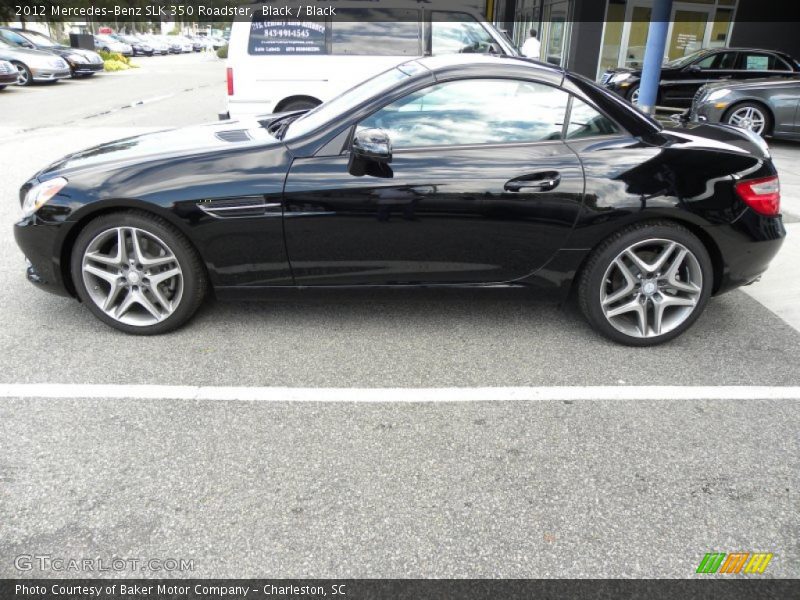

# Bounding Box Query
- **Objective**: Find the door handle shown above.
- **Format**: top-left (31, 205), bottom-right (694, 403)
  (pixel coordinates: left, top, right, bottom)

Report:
top-left (504, 172), bottom-right (561, 193)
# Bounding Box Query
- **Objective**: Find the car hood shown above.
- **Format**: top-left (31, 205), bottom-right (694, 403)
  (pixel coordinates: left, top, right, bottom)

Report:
top-left (701, 77), bottom-right (800, 92)
top-left (48, 45), bottom-right (99, 58)
top-left (37, 119), bottom-right (285, 180)
top-left (0, 45), bottom-right (64, 63)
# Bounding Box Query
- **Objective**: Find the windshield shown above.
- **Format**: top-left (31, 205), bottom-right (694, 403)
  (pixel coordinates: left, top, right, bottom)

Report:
top-left (664, 50), bottom-right (709, 68)
top-left (284, 65), bottom-right (421, 140)
top-left (22, 31), bottom-right (57, 47)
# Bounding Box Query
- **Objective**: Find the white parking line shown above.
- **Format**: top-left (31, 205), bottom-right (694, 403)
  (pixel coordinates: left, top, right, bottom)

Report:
top-left (0, 384), bottom-right (798, 402)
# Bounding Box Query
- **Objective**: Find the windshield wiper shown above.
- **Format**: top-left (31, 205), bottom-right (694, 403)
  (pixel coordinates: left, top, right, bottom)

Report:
top-left (263, 114), bottom-right (302, 140)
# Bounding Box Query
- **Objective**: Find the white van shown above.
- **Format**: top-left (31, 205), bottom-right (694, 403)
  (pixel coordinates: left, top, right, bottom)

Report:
top-left (224, 2), bottom-right (518, 118)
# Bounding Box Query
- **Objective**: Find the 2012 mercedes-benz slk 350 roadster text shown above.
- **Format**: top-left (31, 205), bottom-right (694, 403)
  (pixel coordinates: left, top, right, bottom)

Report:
top-left (14, 55), bottom-right (785, 345)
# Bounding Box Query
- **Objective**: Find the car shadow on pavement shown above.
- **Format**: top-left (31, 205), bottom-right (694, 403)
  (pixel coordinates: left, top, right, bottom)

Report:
top-left (4, 286), bottom-right (797, 387)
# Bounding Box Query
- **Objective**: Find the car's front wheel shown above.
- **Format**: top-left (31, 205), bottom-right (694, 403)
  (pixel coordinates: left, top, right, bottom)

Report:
top-left (578, 222), bottom-right (712, 346)
top-left (71, 212), bottom-right (207, 335)
top-left (14, 62), bottom-right (31, 86)
top-left (724, 102), bottom-right (771, 137)
top-left (628, 84), bottom-right (640, 105)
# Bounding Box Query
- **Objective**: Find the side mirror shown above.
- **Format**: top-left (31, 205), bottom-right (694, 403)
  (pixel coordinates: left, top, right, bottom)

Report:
top-left (686, 64), bottom-right (702, 73)
top-left (348, 128), bottom-right (393, 178)
top-left (352, 128), bottom-right (392, 162)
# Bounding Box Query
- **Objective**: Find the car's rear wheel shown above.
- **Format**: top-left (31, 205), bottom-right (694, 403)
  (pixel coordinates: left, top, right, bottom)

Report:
top-left (71, 212), bottom-right (207, 335)
top-left (14, 62), bottom-right (31, 86)
top-left (578, 222), bottom-right (712, 346)
top-left (724, 102), bottom-right (771, 137)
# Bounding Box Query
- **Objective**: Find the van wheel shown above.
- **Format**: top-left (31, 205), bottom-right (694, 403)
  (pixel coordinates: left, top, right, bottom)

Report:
top-left (280, 98), bottom-right (320, 112)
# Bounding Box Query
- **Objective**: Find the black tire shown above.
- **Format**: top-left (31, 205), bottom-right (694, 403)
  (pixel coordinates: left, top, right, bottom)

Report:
top-left (723, 102), bottom-right (772, 137)
top-left (578, 221), bottom-right (713, 346)
top-left (70, 211), bottom-right (207, 335)
top-left (627, 84), bottom-right (640, 105)
top-left (13, 62), bottom-right (32, 86)
top-left (280, 98), bottom-right (320, 112)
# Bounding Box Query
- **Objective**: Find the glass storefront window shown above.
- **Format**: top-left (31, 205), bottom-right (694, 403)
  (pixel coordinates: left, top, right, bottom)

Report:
top-left (599, 0), bottom-right (626, 73)
top-left (708, 8), bottom-right (734, 48)
top-left (598, 0), bottom-right (740, 77)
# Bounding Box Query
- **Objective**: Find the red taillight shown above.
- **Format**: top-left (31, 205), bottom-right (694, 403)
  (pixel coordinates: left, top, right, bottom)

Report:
top-left (226, 67), bottom-right (234, 96)
top-left (734, 175), bottom-right (780, 216)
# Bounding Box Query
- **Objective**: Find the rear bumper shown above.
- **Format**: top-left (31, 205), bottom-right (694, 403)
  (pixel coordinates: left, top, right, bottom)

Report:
top-left (710, 211), bottom-right (786, 294)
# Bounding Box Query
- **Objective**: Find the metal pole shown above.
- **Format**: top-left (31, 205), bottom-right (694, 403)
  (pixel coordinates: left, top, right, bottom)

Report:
top-left (638, 0), bottom-right (673, 114)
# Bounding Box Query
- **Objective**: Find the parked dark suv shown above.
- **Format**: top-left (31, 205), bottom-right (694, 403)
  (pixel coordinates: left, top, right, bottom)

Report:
top-left (600, 47), bottom-right (800, 108)
top-left (0, 27), bottom-right (104, 77)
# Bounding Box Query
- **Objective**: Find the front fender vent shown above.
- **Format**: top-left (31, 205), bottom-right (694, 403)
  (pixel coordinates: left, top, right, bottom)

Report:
top-left (197, 197), bottom-right (281, 219)
top-left (214, 129), bottom-right (252, 143)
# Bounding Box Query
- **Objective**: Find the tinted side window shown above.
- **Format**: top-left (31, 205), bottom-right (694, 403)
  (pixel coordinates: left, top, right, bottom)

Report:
top-left (567, 98), bottom-right (620, 139)
top-left (359, 79), bottom-right (569, 148)
top-left (739, 52), bottom-right (792, 71)
top-left (332, 9), bottom-right (420, 56)
top-left (697, 52), bottom-right (737, 69)
top-left (431, 12), bottom-right (497, 56)
top-left (1, 29), bottom-right (29, 46)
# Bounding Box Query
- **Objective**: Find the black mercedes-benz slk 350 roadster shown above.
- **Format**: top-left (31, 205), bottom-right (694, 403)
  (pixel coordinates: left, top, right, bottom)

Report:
top-left (14, 55), bottom-right (785, 345)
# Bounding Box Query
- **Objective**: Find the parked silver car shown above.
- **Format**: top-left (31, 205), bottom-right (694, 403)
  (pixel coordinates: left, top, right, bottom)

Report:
top-left (691, 78), bottom-right (800, 140)
top-left (0, 38), bottom-right (71, 86)
top-left (0, 58), bottom-right (18, 89)
top-left (94, 34), bottom-right (133, 56)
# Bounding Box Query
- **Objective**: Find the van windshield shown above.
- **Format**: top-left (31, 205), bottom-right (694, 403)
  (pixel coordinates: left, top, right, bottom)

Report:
top-left (284, 66), bottom-right (417, 139)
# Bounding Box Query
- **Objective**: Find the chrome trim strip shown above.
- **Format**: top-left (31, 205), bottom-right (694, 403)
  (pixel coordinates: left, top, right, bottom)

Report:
top-left (198, 202), bottom-right (281, 218)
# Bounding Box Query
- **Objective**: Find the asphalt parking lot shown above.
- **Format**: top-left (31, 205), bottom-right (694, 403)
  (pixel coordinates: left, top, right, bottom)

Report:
top-left (1, 53), bottom-right (798, 578)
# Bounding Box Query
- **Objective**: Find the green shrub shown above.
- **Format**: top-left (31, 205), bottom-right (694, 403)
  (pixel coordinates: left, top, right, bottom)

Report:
top-left (216, 45), bottom-right (228, 59)
top-left (103, 60), bottom-right (128, 72)
top-left (97, 50), bottom-right (137, 71)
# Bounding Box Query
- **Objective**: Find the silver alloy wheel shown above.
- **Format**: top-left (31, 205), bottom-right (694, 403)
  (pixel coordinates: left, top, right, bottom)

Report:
top-left (727, 106), bottom-right (766, 135)
top-left (81, 227), bottom-right (183, 326)
top-left (630, 87), bottom-right (640, 105)
top-left (16, 64), bottom-right (29, 86)
top-left (600, 238), bottom-right (702, 338)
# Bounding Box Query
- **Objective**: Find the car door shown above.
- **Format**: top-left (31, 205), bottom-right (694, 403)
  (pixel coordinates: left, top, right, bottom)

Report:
top-left (662, 51), bottom-right (739, 106)
top-left (282, 77), bottom-right (585, 286)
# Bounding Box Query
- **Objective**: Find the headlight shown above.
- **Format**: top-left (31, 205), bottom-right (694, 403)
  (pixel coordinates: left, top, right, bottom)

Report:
top-left (609, 72), bottom-right (632, 84)
top-left (706, 89), bottom-right (731, 102)
top-left (67, 53), bottom-right (88, 63)
top-left (22, 177), bottom-right (68, 218)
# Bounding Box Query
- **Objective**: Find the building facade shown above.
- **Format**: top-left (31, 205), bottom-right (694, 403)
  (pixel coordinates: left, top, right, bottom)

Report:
top-left (491, 0), bottom-right (800, 79)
